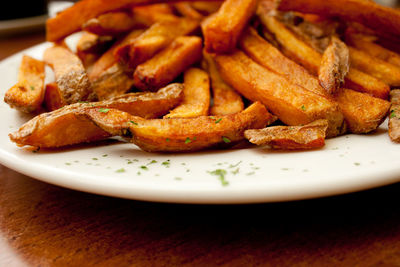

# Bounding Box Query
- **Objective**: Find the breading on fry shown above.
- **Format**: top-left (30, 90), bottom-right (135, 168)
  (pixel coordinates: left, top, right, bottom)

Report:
top-left (133, 36), bottom-right (202, 91)
top-left (80, 102), bottom-right (276, 152)
top-left (389, 90), bottom-right (400, 143)
top-left (44, 83), bottom-right (66, 111)
top-left (4, 55), bottom-right (45, 113)
top-left (165, 68), bottom-right (210, 118)
top-left (9, 84), bottom-right (184, 148)
top-left (244, 119), bottom-right (328, 150)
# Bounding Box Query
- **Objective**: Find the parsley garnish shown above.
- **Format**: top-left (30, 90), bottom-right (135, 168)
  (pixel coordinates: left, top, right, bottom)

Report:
top-left (229, 161), bottom-right (242, 168)
top-left (185, 137), bottom-right (192, 144)
top-left (166, 138), bottom-right (170, 142)
top-left (208, 169), bottom-right (229, 186)
top-left (215, 118), bottom-right (222, 124)
top-left (148, 160), bottom-right (157, 165)
top-left (301, 105), bottom-right (306, 111)
top-left (98, 108), bottom-right (110, 113)
top-left (130, 121), bottom-right (138, 125)
top-left (30, 85), bottom-right (35, 91)
top-left (140, 165), bottom-right (148, 170)
top-left (222, 136), bottom-right (231, 143)
top-left (390, 110), bottom-right (396, 118)
top-left (116, 168), bottom-right (126, 173)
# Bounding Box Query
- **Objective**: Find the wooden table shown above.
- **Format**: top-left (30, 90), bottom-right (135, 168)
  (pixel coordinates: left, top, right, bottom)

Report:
top-left (1, 31), bottom-right (400, 267)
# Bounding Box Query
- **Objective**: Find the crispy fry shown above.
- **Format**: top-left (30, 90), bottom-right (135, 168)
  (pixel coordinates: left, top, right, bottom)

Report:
top-left (174, 2), bottom-right (203, 20)
top-left (260, 14), bottom-right (390, 99)
top-left (336, 89), bottom-right (390, 134)
top-left (166, 68), bottom-right (210, 118)
top-left (131, 3), bottom-right (176, 26)
top-left (203, 0), bottom-right (257, 53)
top-left (9, 84), bottom-right (184, 148)
top-left (191, 1), bottom-right (222, 15)
top-left (213, 50), bottom-right (344, 137)
top-left (318, 36), bottom-right (349, 95)
top-left (44, 83), bottom-right (66, 111)
top-left (115, 17), bottom-right (199, 69)
top-left (245, 119), bottom-right (328, 150)
top-left (76, 33), bottom-right (113, 70)
top-left (44, 46), bottom-right (94, 104)
top-left (389, 90), bottom-right (400, 143)
top-left (348, 46), bottom-right (400, 87)
top-left (81, 102), bottom-right (276, 152)
top-left (133, 36), bottom-right (202, 91)
top-left (202, 50), bottom-right (244, 115)
top-left (4, 55), bottom-right (45, 113)
top-left (277, 0), bottom-right (400, 37)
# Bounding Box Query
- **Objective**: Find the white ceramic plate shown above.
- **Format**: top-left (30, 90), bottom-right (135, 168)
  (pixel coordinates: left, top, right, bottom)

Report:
top-left (0, 43), bottom-right (399, 204)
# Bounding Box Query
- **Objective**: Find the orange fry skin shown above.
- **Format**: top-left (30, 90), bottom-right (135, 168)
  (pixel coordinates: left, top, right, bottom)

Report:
top-left (4, 55), bottom-right (45, 113)
top-left (44, 83), bottom-right (66, 111)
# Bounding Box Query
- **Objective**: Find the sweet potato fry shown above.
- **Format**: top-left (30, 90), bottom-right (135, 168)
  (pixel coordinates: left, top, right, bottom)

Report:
top-left (80, 102), bottom-right (276, 152)
top-left (277, 0), bottom-right (400, 37)
top-left (166, 68), bottom-right (210, 118)
top-left (389, 90), bottom-right (400, 143)
top-left (202, 50), bottom-right (244, 115)
top-left (44, 46), bottom-right (94, 104)
top-left (318, 36), bottom-right (349, 95)
top-left (244, 119), bottom-right (328, 150)
top-left (82, 11), bottom-right (143, 36)
top-left (348, 47), bottom-right (400, 87)
top-left (202, 0), bottom-right (257, 53)
top-left (115, 17), bottom-right (199, 69)
top-left (260, 14), bottom-right (390, 99)
top-left (336, 89), bottom-right (390, 134)
top-left (9, 84), bottom-right (184, 148)
top-left (174, 2), bottom-right (203, 20)
top-left (213, 50), bottom-right (344, 137)
top-left (44, 83), bottom-right (66, 111)
top-left (133, 36), bottom-right (202, 91)
top-left (4, 55), bottom-right (45, 113)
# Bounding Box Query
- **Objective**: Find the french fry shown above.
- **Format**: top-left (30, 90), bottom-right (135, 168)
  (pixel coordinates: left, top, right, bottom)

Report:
top-left (348, 47), bottom-right (400, 87)
top-left (82, 11), bottom-right (143, 36)
top-left (44, 46), bottom-right (94, 104)
top-left (76, 33), bottom-right (113, 70)
top-left (213, 50), bottom-right (344, 137)
top-left (115, 17), bottom-right (199, 69)
top-left (202, 0), bottom-right (257, 53)
top-left (133, 36), bottom-right (202, 91)
top-left (131, 3), bottom-right (176, 26)
top-left (44, 83), bottom-right (66, 111)
top-left (389, 90), bottom-right (400, 143)
top-left (260, 14), bottom-right (390, 99)
top-left (174, 2), bottom-right (203, 20)
top-left (244, 119), bottom-right (328, 150)
top-left (4, 55), bottom-right (45, 113)
top-left (202, 50), bottom-right (244, 115)
top-left (191, 1), bottom-right (222, 15)
top-left (277, 0), bottom-right (400, 37)
top-left (9, 84), bottom-right (184, 148)
top-left (336, 89), bottom-right (390, 134)
top-left (80, 102), bottom-right (276, 152)
top-left (165, 68), bottom-right (210, 118)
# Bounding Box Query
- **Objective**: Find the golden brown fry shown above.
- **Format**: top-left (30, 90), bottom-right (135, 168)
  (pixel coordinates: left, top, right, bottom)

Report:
top-left (244, 119), bottom-right (328, 150)
top-left (9, 84), bottom-right (184, 148)
top-left (174, 2), bottom-right (203, 20)
top-left (202, 0), bottom-right (257, 53)
top-left (389, 90), bottom-right (400, 143)
top-left (4, 55), bottom-right (45, 113)
top-left (166, 68), bottom-right (210, 118)
top-left (133, 36), bottom-right (202, 91)
top-left (131, 3), bottom-right (176, 26)
top-left (213, 50), bottom-right (344, 137)
top-left (44, 46), bottom-right (94, 104)
top-left (81, 102), bottom-right (276, 152)
top-left (202, 50), bottom-right (244, 115)
top-left (348, 46), bottom-right (400, 87)
top-left (318, 36), bottom-right (349, 95)
top-left (277, 0), bottom-right (400, 37)
top-left (336, 89), bottom-right (390, 134)
top-left (76, 32), bottom-right (113, 55)
top-left (115, 17), bottom-right (199, 69)
top-left (44, 83), bottom-right (66, 111)
top-left (191, 1), bottom-right (222, 15)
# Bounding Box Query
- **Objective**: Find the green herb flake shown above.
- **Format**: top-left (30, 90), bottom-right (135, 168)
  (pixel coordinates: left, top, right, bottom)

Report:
top-left (390, 110), bottom-right (397, 118)
top-left (185, 137), bottom-right (192, 144)
top-left (140, 165), bottom-right (148, 170)
top-left (148, 160), bottom-right (157, 165)
top-left (30, 85), bottom-right (35, 91)
top-left (354, 162), bottom-right (361, 166)
top-left (98, 108), bottom-right (110, 113)
top-left (65, 162), bottom-right (71, 166)
top-left (130, 120), bottom-right (138, 125)
top-left (246, 171), bottom-right (255, 176)
top-left (222, 136), bottom-right (231, 143)
top-left (162, 160), bottom-right (171, 167)
top-left (210, 116), bottom-right (216, 120)
top-left (116, 168), bottom-right (126, 173)
top-left (78, 100), bottom-right (89, 104)
top-left (301, 105), bottom-right (306, 111)
top-left (215, 118), bottom-right (222, 124)
top-left (92, 158), bottom-right (98, 161)
top-left (175, 177), bottom-right (182, 181)
top-left (137, 171), bottom-right (141, 175)
top-left (231, 168), bottom-right (240, 175)
top-left (166, 138), bottom-right (170, 142)
top-left (229, 161), bottom-right (242, 168)
top-left (208, 169), bottom-right (229, 186)
top-left (102, 154), bottom-right (108, 157)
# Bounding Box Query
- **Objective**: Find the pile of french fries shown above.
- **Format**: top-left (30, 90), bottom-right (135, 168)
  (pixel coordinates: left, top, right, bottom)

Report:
top-left (4, 0), bottom-right (400, 152)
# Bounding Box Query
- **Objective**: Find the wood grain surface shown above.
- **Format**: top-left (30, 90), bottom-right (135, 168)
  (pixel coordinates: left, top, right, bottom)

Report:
top-left (1, 31), bottom-right (400, 267)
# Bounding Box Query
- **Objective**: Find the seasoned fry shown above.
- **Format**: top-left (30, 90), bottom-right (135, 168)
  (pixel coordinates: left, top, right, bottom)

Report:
top-left (4, 55), bottom-right (45, 113)
top-left (44, 83), bottom-right (66, 111)
top-left (133, 36), bottom-right (202, 91)
top-left (348, 47), bottom-right (400, 87)
top-left (336, 89), bottom-right (390, 134)
top-left (80, 102), bottom-right (276, 152)
top-left (115, 17), bottom-right (199, 69)
top-left (389, 90), bottom-right (400, 143)
top-left (318, 36), bottom-right (349, 95)
top-left (131, 3), bottom-right (176, 26)
top-left (202, 50), bottom-right (244, 115)
top-left (166, 68), bottom-right (210, 118)
top-left (44, 46), bottom-right (94, 104)
top-left (82, 12), bottom-right (142, 36)
top-left (203, 0), bottom-right (257, 53)
top-left (174, 2), bottom-right (203, 20)
top-left (9, 84), bottom-right (184, 148)
top-left (213, 50), bottom-right (344, 137)
top-left (191, 1), bottom-right (222, 15)
top-left (76, 32), bottom-right (113, 55)
top-left (277, 0), bottom-right (400, 37)
top-left (245, 119), bottom-right (328, 150)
